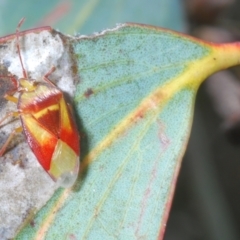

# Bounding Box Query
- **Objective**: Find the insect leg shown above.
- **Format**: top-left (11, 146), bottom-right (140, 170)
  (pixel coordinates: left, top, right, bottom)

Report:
top-left (43, 66), bottom-right (56, 86)
top-left (0, 111), bottom-right (19, 126)
top-left (4, 95), bottom-right (18, 104)
top-left (16, 18), bottom-right (28, 79)
top-left (0, 126), bottom-right (23, 156)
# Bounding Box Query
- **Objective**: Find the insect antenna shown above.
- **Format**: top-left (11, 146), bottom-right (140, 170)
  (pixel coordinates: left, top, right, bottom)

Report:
top-left (16, 18), bottom-right (28, 80)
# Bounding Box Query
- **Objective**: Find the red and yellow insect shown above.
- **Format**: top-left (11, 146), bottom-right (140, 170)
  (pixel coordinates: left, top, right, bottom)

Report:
top-left (0, 19), bottom-right (80, 188)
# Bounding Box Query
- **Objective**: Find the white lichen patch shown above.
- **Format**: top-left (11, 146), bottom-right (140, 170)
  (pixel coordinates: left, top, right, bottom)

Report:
top-left (0, 29), bottom-right (76, 239)
top-left (1, 30), bottom-right (76, 96)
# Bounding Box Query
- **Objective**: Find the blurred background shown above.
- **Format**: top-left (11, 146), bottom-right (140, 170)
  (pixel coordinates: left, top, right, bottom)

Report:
top-left (166, 1), bottom-right (240, 240)
top-left (1, 0), bottom-right (240, 239)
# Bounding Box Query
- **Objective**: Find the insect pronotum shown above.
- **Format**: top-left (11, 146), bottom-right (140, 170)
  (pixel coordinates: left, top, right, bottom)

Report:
top-left (0, 18), bottom-right (80, 188)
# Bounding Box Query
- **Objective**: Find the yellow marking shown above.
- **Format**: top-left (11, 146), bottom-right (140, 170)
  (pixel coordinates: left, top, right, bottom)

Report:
top-left (21, 114), bottom-right (55, 145)
top-left (19, 78), bottom-right (36, 91)
top-left (59, 98), bottom-right (71, 132)
top-left (68, 0), bottom-right (100, 34)
top-left (49, 140), bottom-right (78, 179)
top-left (20, 84), bottom-right (60, 110)
top-left (33, 104), bottom-right (59, 119)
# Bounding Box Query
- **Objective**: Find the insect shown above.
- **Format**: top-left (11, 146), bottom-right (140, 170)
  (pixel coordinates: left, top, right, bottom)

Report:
top-left (0, 19), bottom-right (80, 188)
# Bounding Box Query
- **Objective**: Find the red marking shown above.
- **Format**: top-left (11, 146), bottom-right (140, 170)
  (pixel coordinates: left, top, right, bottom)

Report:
top-left (19, 87), bottom-right (62, 113)
top-left (135, 120), bottom-right (170, 238)
top-left (23, 123), bottom-right (58, 170)
top-left (30, 220), bottom-right (35, 228)
top-left (157, 120), bottom-right (170, 150)
top-left (67, 233), bottom-right (77, 240)
top-left (60, 114), bottom-right (80, 155)
top-left (134, 109), bottom-right (144, 119)
top-left (135, 158), bottom-right (158, 239)
top-left (37, 1), bottom-right (72, 27)
top-left (84, 88), bottom-right (94, 98)
top-left (36, 107), bottom-right (60, 136)
top-left (0, 26), bottom-right (52, 44)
